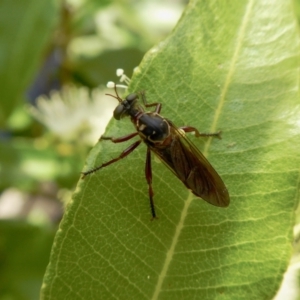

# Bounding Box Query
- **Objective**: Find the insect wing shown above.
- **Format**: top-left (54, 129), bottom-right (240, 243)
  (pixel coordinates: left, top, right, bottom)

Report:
top-left (151, 122), bottom-right (229, 207)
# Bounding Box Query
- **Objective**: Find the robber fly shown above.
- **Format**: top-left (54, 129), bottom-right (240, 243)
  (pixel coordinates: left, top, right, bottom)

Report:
top-left (82, 85), bottom-right (230, 218)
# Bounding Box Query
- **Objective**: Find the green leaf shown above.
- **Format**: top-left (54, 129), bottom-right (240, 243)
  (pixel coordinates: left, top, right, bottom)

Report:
top-left (41, 0), bottom-right (300, 299)
top-left (0, 221), bottom-right (55, 300)
top-left (0, 0), bottom-right (58, 126)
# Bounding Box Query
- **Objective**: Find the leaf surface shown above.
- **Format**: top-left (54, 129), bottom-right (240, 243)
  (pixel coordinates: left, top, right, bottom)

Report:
top-left (42, 1), bottom-right (300, 299)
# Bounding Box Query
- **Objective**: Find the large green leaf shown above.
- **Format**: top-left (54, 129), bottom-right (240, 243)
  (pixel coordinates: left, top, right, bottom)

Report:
top-left (0, 0), bottom-right (58, 126)
top-left (41, 0), bottom-right (300, 299)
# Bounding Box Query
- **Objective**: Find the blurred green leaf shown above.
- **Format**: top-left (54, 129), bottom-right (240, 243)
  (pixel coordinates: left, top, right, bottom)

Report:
top-left (0, 138), bottom-right (83, 191)
top-left (73, 48), bottom-right (144, 87)
top-left (41, 0), bottom-right (300, 299)
top-left (0, 221), bottom-right (55, 300)
top-left (0, 0), bottom-right (58, 126)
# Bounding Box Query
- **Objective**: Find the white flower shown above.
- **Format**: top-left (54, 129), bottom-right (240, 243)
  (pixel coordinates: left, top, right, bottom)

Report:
top-left (30, 85), bottom-right (117, 146)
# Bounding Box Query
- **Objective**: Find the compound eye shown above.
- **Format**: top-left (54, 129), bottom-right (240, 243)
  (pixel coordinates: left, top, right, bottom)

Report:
top-left (126, 93), bottom-right (138, 102)
top-left (113, 104), bottom-right (125, 120)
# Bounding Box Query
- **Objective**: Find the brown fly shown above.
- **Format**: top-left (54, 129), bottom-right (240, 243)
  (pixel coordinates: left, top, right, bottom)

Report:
top-left (82, 86), bottom-right (230, 218)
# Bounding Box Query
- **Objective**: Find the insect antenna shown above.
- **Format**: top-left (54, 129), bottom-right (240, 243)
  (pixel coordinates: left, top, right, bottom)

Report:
top-left (105, 83), bottom-right (123, 103)
top-left (106, 69), bottom-right (131, 103)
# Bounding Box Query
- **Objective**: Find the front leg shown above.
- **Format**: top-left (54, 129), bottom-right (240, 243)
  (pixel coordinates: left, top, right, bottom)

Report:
top-left (82, 131), bottom-right (140, 177)
top-left (100, 132), bottom-right (139, 143)
top-left (81, 140), bottom-right (142, 178)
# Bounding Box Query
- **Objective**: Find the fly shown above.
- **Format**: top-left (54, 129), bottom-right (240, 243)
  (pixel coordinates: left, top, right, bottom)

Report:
top-left (82, 85), bottom-right (230, 218)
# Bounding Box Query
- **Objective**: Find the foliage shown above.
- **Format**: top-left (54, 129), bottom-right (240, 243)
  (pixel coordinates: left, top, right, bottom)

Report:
top-left (41, 0), bottom-right (300, 300)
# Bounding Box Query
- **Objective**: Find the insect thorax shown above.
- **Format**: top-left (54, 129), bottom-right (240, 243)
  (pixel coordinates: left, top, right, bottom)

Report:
top-left (136, 113), bottom-right (170, 143)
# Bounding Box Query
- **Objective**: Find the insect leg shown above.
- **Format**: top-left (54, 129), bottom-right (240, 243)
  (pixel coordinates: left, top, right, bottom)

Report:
top-left (145, 147), bottom-right (157, 219)
top-left (140, 91), bottom-right (162, 114)
top-left (101, 132), bottom-right (139, 143)
top-left (81, 140), bottom-right (142, 178)
top-left (179, 126), bottom-right (222, 139)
